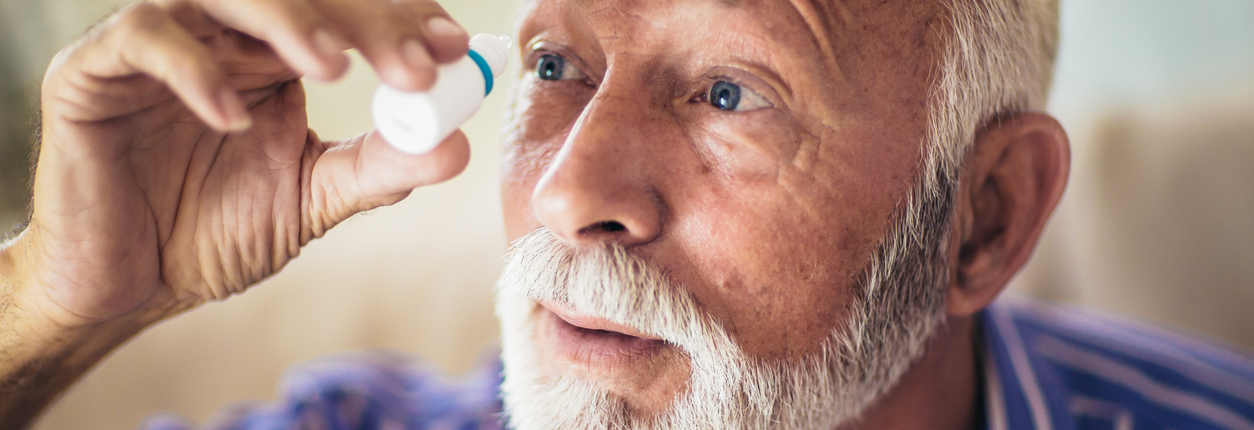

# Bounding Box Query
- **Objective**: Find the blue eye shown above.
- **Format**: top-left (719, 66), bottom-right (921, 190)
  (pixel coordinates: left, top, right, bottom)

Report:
top-left (709, 81), bottom-right (742, 111)
top-left (537, 55), bottom-right (566, 81)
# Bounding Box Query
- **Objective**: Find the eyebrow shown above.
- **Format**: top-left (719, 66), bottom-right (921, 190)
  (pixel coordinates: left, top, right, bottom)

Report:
top-left (704, 0), bottom-right (849, 61)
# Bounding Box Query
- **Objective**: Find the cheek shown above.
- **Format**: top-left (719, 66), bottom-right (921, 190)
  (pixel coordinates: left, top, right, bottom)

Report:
top-left (668, 191), bottom-right (862, 360)
top-left (504, 78), bottom-right (591, 170)
top-left (501, 78), bottom-right (593, 238)
top-left (683, 109), bottom-right (802, 180)
top-left (661, 162), bottom-right (874, 361)
top-left (656, 112), bottom-right (889, 360)
top-left (662, 104), bottom-right (927, 359)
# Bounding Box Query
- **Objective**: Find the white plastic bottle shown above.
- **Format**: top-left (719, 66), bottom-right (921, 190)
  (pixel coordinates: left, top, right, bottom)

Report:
top-left (371, 34), bottom-right (511, 154)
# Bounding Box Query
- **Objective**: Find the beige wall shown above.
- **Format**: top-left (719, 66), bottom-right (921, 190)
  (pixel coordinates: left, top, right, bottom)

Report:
top-left (0, 0), bottom-right (1250, 429)
top-left (1012, 88), bottom-right (1254, 350)
top-left (1008, 0), bottom-right (1254, 351)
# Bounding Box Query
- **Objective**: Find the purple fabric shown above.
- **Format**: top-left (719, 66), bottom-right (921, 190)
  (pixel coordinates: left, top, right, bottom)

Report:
top-left (141, 350), bottom-right (504, 430)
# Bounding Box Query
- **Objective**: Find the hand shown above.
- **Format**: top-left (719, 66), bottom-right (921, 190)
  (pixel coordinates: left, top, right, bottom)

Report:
top-left (12, 0), bottom-right (473, 329)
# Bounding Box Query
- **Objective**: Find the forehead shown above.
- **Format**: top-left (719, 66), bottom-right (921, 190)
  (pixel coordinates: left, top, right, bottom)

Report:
top-left (519, 0), bottom-right (939, 46)
top-left (552, 0), bottom-right (849, 25)
top-left (520, 0), bottom-right (836, 54)
top-left (518, 0), bottom-right (945, 96)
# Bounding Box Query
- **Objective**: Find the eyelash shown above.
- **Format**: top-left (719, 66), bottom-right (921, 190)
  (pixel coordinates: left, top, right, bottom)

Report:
top-left (530, 52), bottom-right (590, 84)
top-left (693, 79), bottom-right (773, 112)
top-left (530, 52), bottom-right (772, 112)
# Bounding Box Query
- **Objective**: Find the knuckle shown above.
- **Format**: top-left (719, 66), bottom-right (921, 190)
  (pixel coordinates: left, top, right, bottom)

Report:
top-left (43, 45), bottom-right (77, 79)
top-left (259, 0), bottom-right (324, 34)
top-left (394, 1), bottom-right (442, 25)
top-left (351, 0), bottom-right (420, 35)
top-left (158, 58), bottom-right (201, 81)
top-left (396, 0), bottom-right (448, 16)
top-left (115, 3), bottom-right (165, 30)
top-left (152, 49), bottom-right (220, 88)
top-left (109, 3), bottom-right (171, 41)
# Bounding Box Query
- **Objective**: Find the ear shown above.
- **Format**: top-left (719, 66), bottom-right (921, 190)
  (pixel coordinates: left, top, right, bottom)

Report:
top-left (946, 113), bottom-right (1070, 317)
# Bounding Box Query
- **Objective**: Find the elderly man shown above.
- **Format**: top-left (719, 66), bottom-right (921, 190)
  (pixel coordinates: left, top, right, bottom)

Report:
top-left (1, 0), bottom-right (1252, 428)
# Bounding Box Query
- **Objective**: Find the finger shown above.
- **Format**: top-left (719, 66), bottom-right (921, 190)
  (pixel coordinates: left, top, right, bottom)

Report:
top-left (392, 1), bottom-right (469, 64)
top-left (311, 0), bottom-right (468, 91)
top-left (309, 129), bottom-right (471, 230)
top-left (66, 3), bottom-right (250, 131)
top-left (187, 0), bottom-right (351, 82)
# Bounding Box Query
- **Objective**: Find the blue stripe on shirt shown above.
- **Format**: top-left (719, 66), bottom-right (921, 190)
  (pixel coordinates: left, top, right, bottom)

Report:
top-left (984, 296), bottom-right (1254, 430)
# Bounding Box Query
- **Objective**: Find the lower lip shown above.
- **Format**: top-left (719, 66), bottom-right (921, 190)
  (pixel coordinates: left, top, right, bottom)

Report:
top-left (540, 307), bottom-right (669, 374)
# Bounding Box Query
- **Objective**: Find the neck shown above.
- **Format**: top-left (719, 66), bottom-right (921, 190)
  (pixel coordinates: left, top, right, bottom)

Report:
top-left (842, 315), bottom-right (982, 430)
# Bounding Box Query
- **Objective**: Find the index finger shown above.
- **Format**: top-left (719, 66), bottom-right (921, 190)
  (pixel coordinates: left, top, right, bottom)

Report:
top-left (166, 0), bottom-right (352, 81)
top-left (308, 0), bottom-right (469, 91)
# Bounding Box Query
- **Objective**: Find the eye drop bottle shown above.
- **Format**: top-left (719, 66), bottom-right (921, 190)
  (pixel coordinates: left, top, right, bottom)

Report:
top-left (371, 34), bottom-right (511, 154)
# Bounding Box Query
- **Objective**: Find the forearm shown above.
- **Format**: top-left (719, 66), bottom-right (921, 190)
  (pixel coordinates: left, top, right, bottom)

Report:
top-left (0, 232), bottom-right (150, 430)
top-left (0, 318), bottom-right (135, 430)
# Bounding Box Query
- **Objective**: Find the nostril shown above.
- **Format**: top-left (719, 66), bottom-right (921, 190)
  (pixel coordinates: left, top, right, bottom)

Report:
top-left (598, 221), bottom-right (626, 232)
top-left (578, 220), bottom-right (627, 236)
top-left (590, 221), bottom-right (627, 233)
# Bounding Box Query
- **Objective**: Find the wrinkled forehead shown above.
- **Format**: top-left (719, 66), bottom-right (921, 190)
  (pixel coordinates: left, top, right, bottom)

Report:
top-left (515, 0), bottom-right (944, 53)
top-left (516, 0), bottom-right (836, 60)
top-left (516, 0), bottom-right (946, 107)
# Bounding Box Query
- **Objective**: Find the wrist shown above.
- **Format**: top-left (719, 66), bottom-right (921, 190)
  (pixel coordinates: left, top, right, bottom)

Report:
top-left (0, 229), bottom-right (64, 340)
top-left (0, 232), bottom-right (145, 428)
top-left (0, 229), bottom-right (151, 367)
top-left (0, 227), bottom-right (31, 300)
top-left (0, 228), bottom-right (185, 429)
top-left (1, 229), bottom-right (80, 359)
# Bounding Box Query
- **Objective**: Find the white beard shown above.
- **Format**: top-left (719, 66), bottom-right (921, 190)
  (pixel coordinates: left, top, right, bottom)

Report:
top-left (495, 222), bottom-right (949, 430)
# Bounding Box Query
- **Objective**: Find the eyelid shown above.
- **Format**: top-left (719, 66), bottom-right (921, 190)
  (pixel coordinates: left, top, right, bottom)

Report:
top-left (698, 67), bottom-right (782, 110)
top-left (696, 76), bottom-right (775, 112)
top-left (525, 42), bottom-right (597, 85)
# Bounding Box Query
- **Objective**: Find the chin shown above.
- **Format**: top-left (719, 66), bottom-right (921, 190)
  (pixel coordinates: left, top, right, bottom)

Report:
top-left (491, 228), bottom-right (946, 430)
top-left (495, 289), bottom-right (844, 430)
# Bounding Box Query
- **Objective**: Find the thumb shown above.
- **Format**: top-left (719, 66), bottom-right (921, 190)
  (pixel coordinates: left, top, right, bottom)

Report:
top-left (306, 128), bottom-right (471, 238)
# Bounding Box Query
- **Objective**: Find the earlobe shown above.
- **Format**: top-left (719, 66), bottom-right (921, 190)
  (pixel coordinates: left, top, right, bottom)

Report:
top-left (946, 113), bottom-right (1070, 317)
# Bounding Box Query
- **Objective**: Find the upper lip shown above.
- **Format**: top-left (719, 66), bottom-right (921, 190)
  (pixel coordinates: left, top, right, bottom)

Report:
top-left (541, 301), bottom-right (663, 341)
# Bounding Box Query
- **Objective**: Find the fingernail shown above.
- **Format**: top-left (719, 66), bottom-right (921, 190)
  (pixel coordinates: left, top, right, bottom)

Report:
top-left (401, 38), bottom-right (433, 69)
top-left (218, 88), bottom-right (252, 132)
top-left (228, 113), bottom-right (253, 132)
top-left (312, 28), bottom-right (346, 59)
top-left (425, 16), bottom-right (466, 40)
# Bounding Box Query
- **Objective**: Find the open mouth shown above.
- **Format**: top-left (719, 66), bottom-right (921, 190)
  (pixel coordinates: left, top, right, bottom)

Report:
top-left (539, 302), bottom-right (670, 374)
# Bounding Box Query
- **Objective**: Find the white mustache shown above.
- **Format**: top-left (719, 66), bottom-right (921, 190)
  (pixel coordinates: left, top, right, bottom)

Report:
top-left (495, 224), bottom-right (950, 430)
top-left (496, 228), bottom-right (744, 368)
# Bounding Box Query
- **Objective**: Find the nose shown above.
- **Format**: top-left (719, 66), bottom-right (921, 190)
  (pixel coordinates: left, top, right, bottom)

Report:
top-left (531, 92), bottom-right (663, 247)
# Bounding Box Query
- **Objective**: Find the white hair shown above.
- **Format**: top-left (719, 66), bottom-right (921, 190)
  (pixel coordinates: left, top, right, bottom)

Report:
top-left (925, 0), bottom-right (1060, 193)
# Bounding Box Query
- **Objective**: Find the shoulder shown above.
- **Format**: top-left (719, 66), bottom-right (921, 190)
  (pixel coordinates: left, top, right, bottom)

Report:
top-left (981, 296), bottom-right (1254, 430)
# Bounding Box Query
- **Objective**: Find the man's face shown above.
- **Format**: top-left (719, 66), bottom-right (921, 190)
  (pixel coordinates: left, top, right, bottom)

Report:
top-left (497, 0), bottom-right (946, 426)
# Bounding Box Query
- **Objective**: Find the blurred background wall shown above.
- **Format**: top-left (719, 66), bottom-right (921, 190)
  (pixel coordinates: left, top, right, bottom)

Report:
top-left (0, 0), bottom-right (1249, 428)
top-left (1011, 0), bottom-right (1254, 347)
